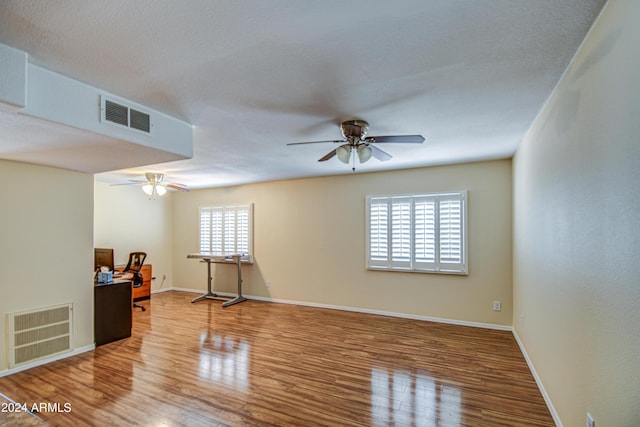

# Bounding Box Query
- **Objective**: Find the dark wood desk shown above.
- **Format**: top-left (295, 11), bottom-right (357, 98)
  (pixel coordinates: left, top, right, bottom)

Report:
top-left (115, 264), bottom-right (152, 301)
top-left (94, 279), bottom-right (132, 346)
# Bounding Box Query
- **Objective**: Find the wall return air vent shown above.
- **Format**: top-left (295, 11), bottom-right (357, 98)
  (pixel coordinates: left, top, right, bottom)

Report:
top-left (7, 303), bottom-right (74, 368)
top-left (100, 95), bottom-right (153, 135)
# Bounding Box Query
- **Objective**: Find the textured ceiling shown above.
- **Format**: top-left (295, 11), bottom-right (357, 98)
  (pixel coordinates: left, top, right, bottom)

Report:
top-left (0, 0), bottom-right (607, 189)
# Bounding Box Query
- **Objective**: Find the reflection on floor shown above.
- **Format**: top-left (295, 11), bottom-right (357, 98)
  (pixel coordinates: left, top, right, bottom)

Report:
top-left (199, 332), bottom-right (250, 390)
top-left (371, 368), bottom-right (461, 426)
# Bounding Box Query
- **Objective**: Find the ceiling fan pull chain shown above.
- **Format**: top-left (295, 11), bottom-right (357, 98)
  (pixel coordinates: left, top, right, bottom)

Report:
top-left (352, 148), bottom-right (356, 172)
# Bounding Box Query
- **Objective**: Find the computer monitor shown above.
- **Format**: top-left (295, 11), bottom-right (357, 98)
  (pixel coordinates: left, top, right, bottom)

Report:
top-left (94, 248), bottom-right (114, 272)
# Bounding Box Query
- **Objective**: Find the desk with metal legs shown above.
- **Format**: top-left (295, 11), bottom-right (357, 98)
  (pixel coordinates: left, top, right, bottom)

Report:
top-left (187, 253), bottom-right (249, 307)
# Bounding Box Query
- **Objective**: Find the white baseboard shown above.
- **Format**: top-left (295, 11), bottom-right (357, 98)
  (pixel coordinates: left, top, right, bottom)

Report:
top-left (0, 344), bottom-right (95, 378)
top-left (512, 328), bottom-right (562, 427)
top-left (165, 286), bottom-right (206, 294)
top-left (168, 287), bottom-right (512, 331)
top-left (254, 294), bottom-right (513, 331)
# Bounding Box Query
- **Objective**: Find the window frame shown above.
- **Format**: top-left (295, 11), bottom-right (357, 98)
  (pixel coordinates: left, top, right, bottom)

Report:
top-left (199, 203), bottom-right (254, 257)
top-left (366, 191), bottom-right (468, 275)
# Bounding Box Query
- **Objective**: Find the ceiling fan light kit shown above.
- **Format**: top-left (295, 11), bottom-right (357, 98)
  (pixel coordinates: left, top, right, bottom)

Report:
top-left (142, 173), bottom-right (167, 199)
top-left (288, 120), bottom-right (425, 172)
top-left (142, 182), bottom-right (166, 197)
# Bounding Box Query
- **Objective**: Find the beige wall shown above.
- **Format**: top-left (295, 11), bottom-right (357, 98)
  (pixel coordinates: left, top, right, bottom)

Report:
top-left (513, 1), bottom-right (640, 426)
top-left (0, 160), bottom-right (94, 371)
top-left (94, 181), bottom-right (174, 293)
top-left (173, 159), bottom-right (512, 326)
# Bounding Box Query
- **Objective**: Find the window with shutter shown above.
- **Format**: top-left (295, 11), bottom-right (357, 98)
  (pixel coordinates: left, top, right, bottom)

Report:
top-left (199, 204), bottom-right (253, 256)
top-left (366, 191), bottom-right (467, 274)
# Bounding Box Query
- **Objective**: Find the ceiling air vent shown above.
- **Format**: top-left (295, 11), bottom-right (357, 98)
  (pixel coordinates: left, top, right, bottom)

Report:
top-left (100, 95), bottom-right (153, 135)
top-left (130, 108), bottom-right (151, 133)
top-left (104, 99), bottom-right (129, 127)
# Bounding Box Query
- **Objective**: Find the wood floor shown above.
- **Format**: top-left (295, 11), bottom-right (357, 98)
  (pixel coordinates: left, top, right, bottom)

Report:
top-left (0, 291), bottom-right (553, 426)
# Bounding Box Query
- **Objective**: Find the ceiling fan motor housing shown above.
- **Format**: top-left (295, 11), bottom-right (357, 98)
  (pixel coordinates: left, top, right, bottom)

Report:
top-left (341, 120), bottom-right (369, 142)
top-left (145, 172), bottom-right (164, 183)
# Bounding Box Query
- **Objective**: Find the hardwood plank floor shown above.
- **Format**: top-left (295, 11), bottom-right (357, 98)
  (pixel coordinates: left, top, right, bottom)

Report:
top-left (0, 291), bottom-right (554, 426)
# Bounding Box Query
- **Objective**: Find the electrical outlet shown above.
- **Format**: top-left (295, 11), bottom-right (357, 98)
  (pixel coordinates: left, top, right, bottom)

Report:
top-left (586, 412), bottom-right (595, 427)
top-left (492, 300), bottom-right (502, 311)
top-left (265, 281), bottom-right (271, 288)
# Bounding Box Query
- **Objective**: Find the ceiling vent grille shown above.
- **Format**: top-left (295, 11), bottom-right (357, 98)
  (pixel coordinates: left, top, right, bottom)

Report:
top-left (100, 95), bottom-right (153, 135)
top-left (104, 99), bottom-right (129, 127)
top-left (130, 108), bottom-right (151, 133)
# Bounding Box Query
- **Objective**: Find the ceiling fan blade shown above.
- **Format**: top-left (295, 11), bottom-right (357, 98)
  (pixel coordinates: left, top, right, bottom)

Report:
top-left (368, 135), bottom-right (425, 144)
top-left (287, 139), bottom-right (344, 146)
top-left (110, 180), bottom-right (146, 186)
top-left (165, 182), bottom-right (190, 192)
top-left (369, 144), bottom-right (393, 162)
top-left (318, 149), bottom-right (337, 162)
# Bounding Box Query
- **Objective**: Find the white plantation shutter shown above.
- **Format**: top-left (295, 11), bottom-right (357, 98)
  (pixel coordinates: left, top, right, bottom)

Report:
top-left (199, 204), bottom-right (253, 255)
top-left (224, 209), bottom-right (236, 252)
top-left (200, 207), bottom-right (223, 253)
top-left (368, 200), bottom-right (389, 262)
top-left (439, 197), bottom-right (462, 265)
top-left (200, 208), bottom-right (212, 253)
top-left (366, 192), bottom-right (466, 274)
top-left (211, 209), bottom-right (223, 253)
top-left (413, 197), bottom-right (436, 269)
top-left (236, 209), bottom-right (249, 254)
top-left (391, 198), bottom-right (411, 267)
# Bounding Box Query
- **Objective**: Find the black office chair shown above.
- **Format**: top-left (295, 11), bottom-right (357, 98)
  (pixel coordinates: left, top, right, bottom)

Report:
top-left (123, 252), bottom-right (147, 311)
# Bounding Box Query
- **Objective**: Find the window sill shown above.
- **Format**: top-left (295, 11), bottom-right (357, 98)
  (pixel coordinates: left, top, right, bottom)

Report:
top-left (366, 266), bottom-right (468, 276)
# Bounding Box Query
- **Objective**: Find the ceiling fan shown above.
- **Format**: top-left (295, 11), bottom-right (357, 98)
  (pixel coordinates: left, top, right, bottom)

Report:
top-left (113, 172), bottom-right (189, 198)
top-left (288, 120), bottom-right (425, 171)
